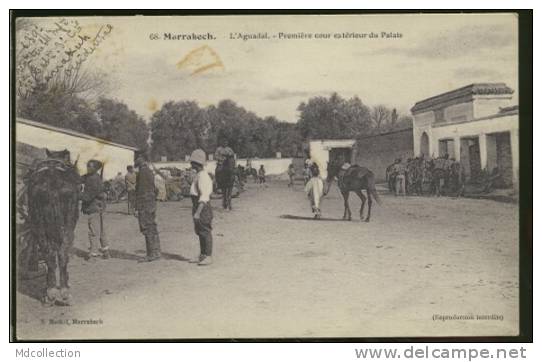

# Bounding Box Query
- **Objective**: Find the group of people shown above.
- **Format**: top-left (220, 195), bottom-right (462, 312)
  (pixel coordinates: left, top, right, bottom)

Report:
top-left (386, 154), bottom-right (464, 197)
top-left (80, 148), bottom-right (216, 266)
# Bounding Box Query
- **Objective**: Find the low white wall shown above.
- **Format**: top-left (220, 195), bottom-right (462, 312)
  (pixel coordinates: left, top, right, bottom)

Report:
top-left (153, 160), bottom-right (217, 175)
top-left (154, 157), bottom-right (293, 176)
top-left (17, 119), bottom-right (136, 180)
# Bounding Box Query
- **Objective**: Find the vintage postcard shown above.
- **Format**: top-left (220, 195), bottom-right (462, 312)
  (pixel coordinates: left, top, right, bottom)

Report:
top-left (12, 12), bottom-right (526, 340)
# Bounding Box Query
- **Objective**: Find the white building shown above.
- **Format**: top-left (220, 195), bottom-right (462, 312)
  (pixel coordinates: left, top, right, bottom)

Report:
top-left (411, 83), bottom-right (519, 188)
top-left (17, 118), bottom-right (137, 180)
top-left (309, 139), bottom-right (356, 178)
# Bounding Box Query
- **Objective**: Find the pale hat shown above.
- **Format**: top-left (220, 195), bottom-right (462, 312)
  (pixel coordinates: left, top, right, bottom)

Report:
top-left (189, 149), bottom-right (206, 166)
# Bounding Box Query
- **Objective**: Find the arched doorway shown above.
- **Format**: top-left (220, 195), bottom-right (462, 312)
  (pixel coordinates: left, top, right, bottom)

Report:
top-left (420, 132), bottom-right (429, 157)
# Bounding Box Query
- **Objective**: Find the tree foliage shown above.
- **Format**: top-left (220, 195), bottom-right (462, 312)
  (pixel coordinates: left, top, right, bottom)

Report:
top-left (96, 98), bottom-right (149, 149)
top-left (18, 83), bottom-right (103, 136)
top-left (296, 93), bottom-right (413, 140)
top-left (17, 85), bottom-right (149, 150)
top-left (149, 99), bottom-right (302, 161)
top-left (297, 93), bottom-right (373, 140)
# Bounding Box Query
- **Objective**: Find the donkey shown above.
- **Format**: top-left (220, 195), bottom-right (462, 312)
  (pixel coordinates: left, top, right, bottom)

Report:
top-left (26, 149), bottom-right (81, 305)
top-left (324, 162), bottom-right (381, 222)
top-left (215, 156), bottom-right (235, 210)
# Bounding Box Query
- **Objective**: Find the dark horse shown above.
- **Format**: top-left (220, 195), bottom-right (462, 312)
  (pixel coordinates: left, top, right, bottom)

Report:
top-left (324, 162), bottom-right (381, 222)
top-left (26, 149), bottom-right (81, 305)
top-left (215, 156), bottom-right (235, 210)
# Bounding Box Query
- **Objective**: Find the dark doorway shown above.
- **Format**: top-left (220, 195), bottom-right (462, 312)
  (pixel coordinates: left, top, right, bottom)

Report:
top-left (460, 137), bottom-right (481, 181)
top-left (468, 139), bottom-right (481, 178)
top-left (438, 139), bottom-right (455, 158)
top-left (329, 147), bottom-right (353, 165)
top-left (487, 132), bottom-right (513, 187)
top-left (420, 132), bottom-right (429, 157)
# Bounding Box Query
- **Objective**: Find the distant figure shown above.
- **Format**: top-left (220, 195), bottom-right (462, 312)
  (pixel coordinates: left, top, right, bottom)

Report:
top-left (214, 137), bottom-right (235, 165)
top-left (81, 159), bottom-right (109, 260)
top-left (154, 172), bottom-right (167, 201)
top-left (258, 165), bottom-right (266, 184)
top-left (114, 171), bottom-right (123, 184)
top-left (287, 163), bottom-right (295, 187)
top-left (215, 138), bottom-right (236, 210)
top-left (125, 165), bottom-right (137, 215)
top-left (304, 164), bottom-right (324, 218)
top-left (392, 158), bottom-right (406, 196)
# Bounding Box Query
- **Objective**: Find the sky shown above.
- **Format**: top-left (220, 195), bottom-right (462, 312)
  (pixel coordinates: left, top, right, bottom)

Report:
top-left (22, 13), bottom-right (519, 123)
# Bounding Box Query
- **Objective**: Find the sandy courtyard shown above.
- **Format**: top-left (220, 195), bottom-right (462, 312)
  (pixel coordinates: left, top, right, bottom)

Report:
top-left (15, 180), bottom-right (520, 340)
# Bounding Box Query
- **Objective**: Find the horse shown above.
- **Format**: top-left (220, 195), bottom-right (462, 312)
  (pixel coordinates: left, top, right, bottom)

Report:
top-left (245, 167), bottom-right (258, 182)
top-left (25, 149), bottom-right (81, 306)
top-left (324, 162), bottom-right (381, 222)
top-left (215, 156), bottom-right (235, 210)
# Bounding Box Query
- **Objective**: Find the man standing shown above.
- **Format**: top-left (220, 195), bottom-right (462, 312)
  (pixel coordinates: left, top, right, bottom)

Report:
top-left (189, 149), bottom-right (214, 266)
top-left (214, 137), bottom-right (235, 165)
top-left (287, 163), bottom-right (295, 187)
top-left (80, 159), bottom-right (109, 260)
top-left (304, 164), bottom-right (324, 218)
top-left (258, 165), bottom-right (266, 185)
top-left (393, 158), bottom-right (406, 197)
top-left (134, 151), bottom-right (161, 262)
top-left (125, 165), bottom-right (137, 215)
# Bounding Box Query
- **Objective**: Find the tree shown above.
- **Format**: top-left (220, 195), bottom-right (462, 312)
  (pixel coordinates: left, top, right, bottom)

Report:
top-left (150, 101), bottom-right (208, 161)
top-left (149, 98), bottom-right (304, 160)
top-left (204, 100), bottom-right (254, 157)
top-left (396, 115), bottom-right (413, 130)
top-left (297, 93), bottom-right (372, 140)
top-left (18, 83), bottom-right (102, 136)
top-left (274, 121), bottom-right (302, 157)
top-left (16, 19), bottom-right (116, 140)
top-left (371, 105), bottom-right (392, 133)
top-left (96, 98), bottom-right (149, 149)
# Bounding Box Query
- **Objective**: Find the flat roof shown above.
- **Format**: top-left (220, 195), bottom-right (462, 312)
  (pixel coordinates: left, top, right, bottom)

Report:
top-left (308, 139), bottom-right (356, 143)
top-left (432, 108), bottom-right (518, 129)
top-left (16, 117), bottom-right (139, 151)
top-left (411, 83), bottom-right (514, 114)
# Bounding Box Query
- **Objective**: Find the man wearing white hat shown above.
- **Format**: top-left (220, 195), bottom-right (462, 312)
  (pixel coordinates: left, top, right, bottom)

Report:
top-left (189, 149), bottom-right (214, 266)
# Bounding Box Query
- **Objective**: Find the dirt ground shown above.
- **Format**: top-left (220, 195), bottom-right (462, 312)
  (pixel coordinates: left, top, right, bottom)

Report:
top-left (15, 179), bottom-right (520, 340)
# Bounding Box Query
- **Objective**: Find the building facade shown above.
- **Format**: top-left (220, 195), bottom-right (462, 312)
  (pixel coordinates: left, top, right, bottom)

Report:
top-left (309, 139), bottom-right (357, 179)
top-left (411, 83), bottom-right (519, 188)
top-left (16, 118), bottom-right (137, 180)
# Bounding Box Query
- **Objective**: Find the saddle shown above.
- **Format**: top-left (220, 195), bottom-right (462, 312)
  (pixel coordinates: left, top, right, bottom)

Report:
top-left (337, 164), bottom-right (371, 189)
top-left (340, 164), bottom-right (370, 179)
